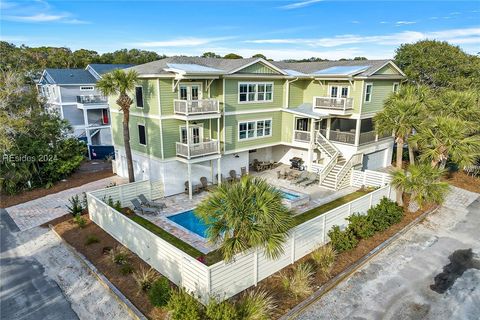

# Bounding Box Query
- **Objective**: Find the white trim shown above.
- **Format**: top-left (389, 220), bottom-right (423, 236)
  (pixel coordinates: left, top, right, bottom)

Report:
top-left (177, 82), bottom-right (203, 100)
top-left (327, 82), bottom-right (351, 99)
top-left (179, 124), bottom-right (204, 144)
top-left (224, 108), bottom-right (282, 116)
top-left (227, 58), bottom-right (287, 75)
top-left (237, 81), bottom-right (274, 104)
top-left (238, 118), bottom-right (273, 141)
top-left (137, 123), bottom-right (147, 146)
top-left (157, 79), bottom-right (165, 159)
top-left (364, 83), bottom-right (373, 103)
top-left (368, 60), bottom-right (406, 77)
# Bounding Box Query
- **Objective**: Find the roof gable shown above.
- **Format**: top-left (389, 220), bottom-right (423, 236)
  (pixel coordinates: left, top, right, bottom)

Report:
top-left (234, 61), bottom-right (282, 75)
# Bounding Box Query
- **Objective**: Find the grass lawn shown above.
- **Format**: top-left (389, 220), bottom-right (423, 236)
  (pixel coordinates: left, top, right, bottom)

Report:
top-left (293, 190), bottom-right (371, 226)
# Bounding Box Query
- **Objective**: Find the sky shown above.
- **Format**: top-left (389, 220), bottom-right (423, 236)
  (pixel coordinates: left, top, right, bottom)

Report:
top-left (1, 0), bottom-right (479, 60)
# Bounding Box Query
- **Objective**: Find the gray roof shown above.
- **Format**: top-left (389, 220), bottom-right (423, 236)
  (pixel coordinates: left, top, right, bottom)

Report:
top-left (44, 69), bottom-right (97, 84)
top-left (272, 60), bottom-right (391, 77)
top-left (88, 64), bottom-right (135, 75)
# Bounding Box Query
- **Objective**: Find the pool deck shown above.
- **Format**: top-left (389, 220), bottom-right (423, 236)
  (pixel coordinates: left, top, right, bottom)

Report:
top-left (137, 166), bottom-right (357, 254)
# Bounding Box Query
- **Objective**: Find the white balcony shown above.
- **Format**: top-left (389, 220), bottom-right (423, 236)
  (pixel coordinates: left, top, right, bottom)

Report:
top-left (293, 130), bottom-right (311, 143)
top-left (313, 97), bottom-right (353, 115)
top-left (174, 99), bottom-right (220, 117)
top-left (176, 140), bottom-right (220, 159)
top-left (76, 95), bottom-right (109, 109)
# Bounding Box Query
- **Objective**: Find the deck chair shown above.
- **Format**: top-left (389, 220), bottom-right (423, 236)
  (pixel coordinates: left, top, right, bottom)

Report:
top-left (299, 173), bottom-right (319, 187)
top-left (184, 181), bottom-right (202, 194)
top-left (227, 170), bottom-right (238, 183)
top-left (293, 171), bottom-right (309, 185)
top-left (138, 194), bottom-right (166, 209)
top-left (131, 198), bottom-right (158, 215)
top-left (240, 167), bottom-right (247, 177)
top-left (200, 177), bottom-right (209, 191)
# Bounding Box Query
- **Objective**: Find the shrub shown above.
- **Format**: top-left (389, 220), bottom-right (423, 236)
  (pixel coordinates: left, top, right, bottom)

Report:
top-left (81, 192), bottom-right (88, 211)
top-left (328, 226), bottom-right (358, 253)
top-left (368, 197), bottom-right (404, 232)
top-left (109, 246), bottom-right (129, 265)
top-left (85, 234), bottom-right (99, 245)
top-left (133, 267), bottom-right (158, 292)
top-left (280, 262), bottom-right (314, 299)
top-left (311, 244), bottom-right (337, 276)
top-left (205, 298), bottom-right (237, 320)
top-left (148, 277), bottom-right (171, 307)
top-left (166, 288), bottom-right (204, 320)
top-left (73, 215), bottom-right (87, 228)
top-left (236, 289), bottom-right (275, 320)
top-left (347, 213), bottom-right (375, 239)
top-left (120, 263), bottom-right (134, 275)
top-left (67, 195), bottom-right (84, 217)
top-left (104, 196), bottom-right (122, 212)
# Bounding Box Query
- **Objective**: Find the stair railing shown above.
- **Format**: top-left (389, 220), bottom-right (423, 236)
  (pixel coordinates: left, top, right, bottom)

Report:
top-left (315, 131), bottom-right (338, 158)
top-left (334, 153), bottom-right (363, 189)
top-left (318, 150), bottom-right (339, 184)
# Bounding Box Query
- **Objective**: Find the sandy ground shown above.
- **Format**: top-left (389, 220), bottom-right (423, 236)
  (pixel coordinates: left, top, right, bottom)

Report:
top-left (296, 186), bottom-right (480, 320)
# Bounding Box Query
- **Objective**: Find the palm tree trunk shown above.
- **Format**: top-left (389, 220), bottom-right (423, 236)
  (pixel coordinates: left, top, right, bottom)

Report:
top-left (122, 109), bottom-right (135, 183)
top-left (408, 145), bottom-right (415, 165)
top-left (396, 137), bottom-right (404, 169)
top-left (396, 188), bottom-right (404, 206)
top-left (439, 159), bottom-right (447, 170)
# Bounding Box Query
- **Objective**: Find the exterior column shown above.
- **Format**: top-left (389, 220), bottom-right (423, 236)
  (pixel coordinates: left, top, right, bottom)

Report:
top-left (185, 119), bottom-right (190, 158)
top-left (83, 109), bottom-right (92, 145)
top-left (326, 118), bottom-right (331, 139)
top-left (307, 119), bottom-right (316, 171)
top-left (217, 158), bottom-right (221, 186)
top-left (187, 162), bottom-right (193, 200)
top-left (355, 118), bottom-right (361, 146)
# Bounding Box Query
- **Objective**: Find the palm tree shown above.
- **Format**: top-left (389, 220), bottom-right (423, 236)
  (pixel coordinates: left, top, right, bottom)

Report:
top-left (428, 89), bottom-right (480, 127)
top-left (391, 164), bottom-right (449, 211)
top-left (97, 69), bottom-right (138, 182)
top-left (374, 85), bottom-right (426, 168)
top-left (195, 176), bottom-right (294, 262)
top-left (409, 116), bottom-right (480, 169)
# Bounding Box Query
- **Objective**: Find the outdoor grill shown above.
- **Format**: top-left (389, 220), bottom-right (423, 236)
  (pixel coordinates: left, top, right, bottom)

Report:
top-left (289, 157), bottom-right (304, 170)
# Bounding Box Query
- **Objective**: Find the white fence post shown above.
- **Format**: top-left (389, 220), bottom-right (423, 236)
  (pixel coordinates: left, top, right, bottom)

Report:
top-left (253, 249), bottom-right (258, 286)
top-left (322, 215), bottom-right (327, 244)
top-left (207, 268), bottom-right (212, 294)
top-left (291, 231), bottom-right (295, 264)
top-left (119, 186), bottom-right (124, 205)
top-left (363, 171), bottom-right (367, 185)
top-left (369, 192), bottom-right (373, 208)
top-left (348, 203), bottom-right (352, 215)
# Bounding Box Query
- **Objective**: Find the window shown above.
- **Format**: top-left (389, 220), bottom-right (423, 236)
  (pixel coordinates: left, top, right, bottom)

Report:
top-left (341, 87), bottom-right (349, 98)
top-left (330, 86), bottom-right (338, 98)
top-left (135, 86), bottom-right (144, 108)
top-left (393, 82), bottom-right (399, 93)
top-left (365, 83), bottom-right (373, 102)
top-left (138, 124), bottom-right (146, 145)
top-left (330, 85), bottom-right (348, 98)
top-left (238, 82), bottom-right (273, 103)
top-left (238, 119), bottom-right (271, 140)
top-left (80, 86), bottom-right (94, 91)
top-left (102, 109), bottom-right (109, 124)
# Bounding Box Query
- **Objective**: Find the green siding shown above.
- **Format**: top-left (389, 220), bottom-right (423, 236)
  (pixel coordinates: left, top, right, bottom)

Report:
top-left (281, 111), bottom-right (294, 144)
top-left (159, 79), bottom-right (175, 116)
top-left (236, 62), bottom-right (281, 74)
top-left (288, 80), bottom-right (308, 107)
top-left (351, 80), bottom-right (364, 113)
top-left (374, 64), bottom-right (398, 75)
top-left (224, 112), bottom-right (282, 151)
top-left (224, 79), bottom-right (285, 112)
top-left (361, 80), bottom-right (395, 114)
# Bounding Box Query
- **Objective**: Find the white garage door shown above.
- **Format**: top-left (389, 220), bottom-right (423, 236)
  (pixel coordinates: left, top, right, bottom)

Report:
top-left (362, 149), bottom-right (387, 170)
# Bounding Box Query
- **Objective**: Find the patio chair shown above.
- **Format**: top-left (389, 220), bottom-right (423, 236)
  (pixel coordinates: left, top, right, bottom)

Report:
top-left (138, 194), bottom-right (166, 209)
top-left (184, 181), bottom-right (202, 195)
top-left (292, 171), bottom-right (309, 185)
top-left (299, 173), bottom-right (319, 187)
top-left (131, 198), bottom-right (158, 215)
top-left (241, 167), bottom-right (247, 177)
top-left (200, 177), bottom-right (209, 191)
top-left (227, 170), bottom-right (238, 183)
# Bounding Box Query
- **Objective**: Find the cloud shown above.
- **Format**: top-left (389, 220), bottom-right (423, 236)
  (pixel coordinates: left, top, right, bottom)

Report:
top-left (351, 20), bottom-right (360, 24)
top-left (280, 0), bottom-right (323, 10)
top-left (396, 21), bottom-right (416, 26)
top-left (3, 13), bottom-right (67, 22)
top-left (133, 37), bottom-right (234, 48)
top-left (1, 0), bottom-right (89, 24)
top-left (245, 27), bottom-right (480, 48)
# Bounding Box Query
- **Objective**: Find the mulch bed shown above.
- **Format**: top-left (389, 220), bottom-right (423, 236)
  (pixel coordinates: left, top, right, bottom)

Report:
top-left (443, 170), bottom-right (480, 194)
top-left (1, 161), bottom-right (114, 208)
top-left (54, 214), bottom-right (168, 320)
top-left (253, 202), bottom-right (436, 319)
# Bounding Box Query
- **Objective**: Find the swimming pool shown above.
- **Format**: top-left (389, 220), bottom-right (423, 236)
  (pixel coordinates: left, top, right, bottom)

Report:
top-left (167, 210), bottom-right (208, 238)
top-left (280, 190), bottom-right (301, 201)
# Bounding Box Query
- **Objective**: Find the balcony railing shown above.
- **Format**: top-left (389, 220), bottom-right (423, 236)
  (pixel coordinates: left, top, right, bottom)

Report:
top-left (174, 99), bottom-right (220, 116)
top-left (359, 131), bottom-right (393, 145)
top-left (176, 140), bottom-right (219, 159)
top-left (77, 95), bottom-right (108, 104)
top-left (329, 130), bottom-right (356, 144)
top-left (293, 130), bottom-right (311, 143)
top-left (313, 97), bottom-right (354, 111)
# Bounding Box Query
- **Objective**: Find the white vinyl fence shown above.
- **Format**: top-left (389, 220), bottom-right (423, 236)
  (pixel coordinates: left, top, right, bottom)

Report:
top-left (351, 169), bottom-right (392, 188)
top-left (88, 177), bottom-right (395, 303)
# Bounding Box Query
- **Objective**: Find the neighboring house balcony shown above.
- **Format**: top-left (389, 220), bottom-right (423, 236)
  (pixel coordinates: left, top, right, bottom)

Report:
top-left (313, 96), bottom-right (354, 115)
top-left (173, 99), bottom-right (221, 119)
top-left (76, 95), bottom-right (109, 109)
top-left (176, 139), bottom-right (220, 160)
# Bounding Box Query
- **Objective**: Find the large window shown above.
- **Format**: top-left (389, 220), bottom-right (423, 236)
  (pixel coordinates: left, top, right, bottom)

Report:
top-left (135, 86), bottom-right (144, 108)
top-left (329, 85), bottom-right (349, 98)
top-left (238, 119), bottom-right (272, 140)
top-left (238, 82), bottom-right (273, 103)
top-left (364, 83), bottom-right (373, 102)
top-left (138, 124), bottom-right (146, 145)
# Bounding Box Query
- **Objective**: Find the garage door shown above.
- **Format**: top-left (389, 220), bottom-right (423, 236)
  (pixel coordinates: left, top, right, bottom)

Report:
top-left (362, 149), bottom-right (386, 170)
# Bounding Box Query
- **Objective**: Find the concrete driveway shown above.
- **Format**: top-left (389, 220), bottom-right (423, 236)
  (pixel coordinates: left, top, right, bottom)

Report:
top-left (296, 186), bottom-right (480, 320)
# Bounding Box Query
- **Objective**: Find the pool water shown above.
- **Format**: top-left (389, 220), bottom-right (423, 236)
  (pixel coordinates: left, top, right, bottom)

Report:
top-left (167, 210), bottom-right (208, 238)
top-left (280, 191), bottom-right (300, 201)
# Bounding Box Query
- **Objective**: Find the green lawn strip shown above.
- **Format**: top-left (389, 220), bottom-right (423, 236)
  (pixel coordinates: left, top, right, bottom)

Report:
top-left (127, 214), bottom-right (222, 266)
top-left (293, 190), bottom-right (371, 226)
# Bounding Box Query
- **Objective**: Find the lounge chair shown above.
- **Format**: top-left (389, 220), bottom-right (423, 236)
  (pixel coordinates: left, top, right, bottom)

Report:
top-left (215, 173), bottom-right (226, 184)
top-left (200, 177), bottom-right (209, 191)
top-left (185, 181), bottom-right (202, 194)
top-left (138, 194), bottom-right (166, 209)
top-left (292, 171), bottom-right (309, 185)
top-left (227, 170), bottom-right (238, 183)
top-left (131, 198), bottom-right (158, 215)
top-left (299, 173), bottom-right (319, 187)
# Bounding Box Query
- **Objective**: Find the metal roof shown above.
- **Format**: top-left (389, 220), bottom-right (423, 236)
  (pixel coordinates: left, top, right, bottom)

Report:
top-left (166, 63), bottom-right (223, 73)
top-left (273, 60), bottom-right (392, 77)
top-left (285, 103), bottom-right (329, 119)
top-left (87, 64), bottom-right (134, 75)
top-left (313, 65), bottom-right (370, 76)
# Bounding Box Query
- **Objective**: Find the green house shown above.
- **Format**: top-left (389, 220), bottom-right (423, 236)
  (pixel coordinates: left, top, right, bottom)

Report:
top-left (109, 57), bottom-right (404, 198)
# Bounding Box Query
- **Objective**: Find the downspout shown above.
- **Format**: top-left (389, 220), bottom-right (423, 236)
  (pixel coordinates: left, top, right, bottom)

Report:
top-left (285, 77), bottom-right (299, 109)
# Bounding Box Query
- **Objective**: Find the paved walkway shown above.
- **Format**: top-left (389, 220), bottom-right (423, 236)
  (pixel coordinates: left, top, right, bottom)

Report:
top-left (6, 176), bottom-right (126, 231)
top-left (296, 186), bottom-right (480, 320)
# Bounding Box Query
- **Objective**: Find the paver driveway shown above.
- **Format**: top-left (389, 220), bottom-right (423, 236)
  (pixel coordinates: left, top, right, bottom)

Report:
top-left (296, 186), bottom-right (480, 320)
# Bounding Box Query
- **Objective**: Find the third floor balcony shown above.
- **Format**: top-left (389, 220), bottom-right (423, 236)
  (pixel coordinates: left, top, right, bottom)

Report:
top-left (313, 96), bottom-right (354, 115)
top-left (173, 99), bottom-right (220, 117)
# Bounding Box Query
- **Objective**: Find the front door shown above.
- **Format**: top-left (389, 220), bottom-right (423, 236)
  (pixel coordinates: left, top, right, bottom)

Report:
top-left (181, 126), bottom-right (202, 144)
top-left (179, 84), bottom-right (202, 101)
